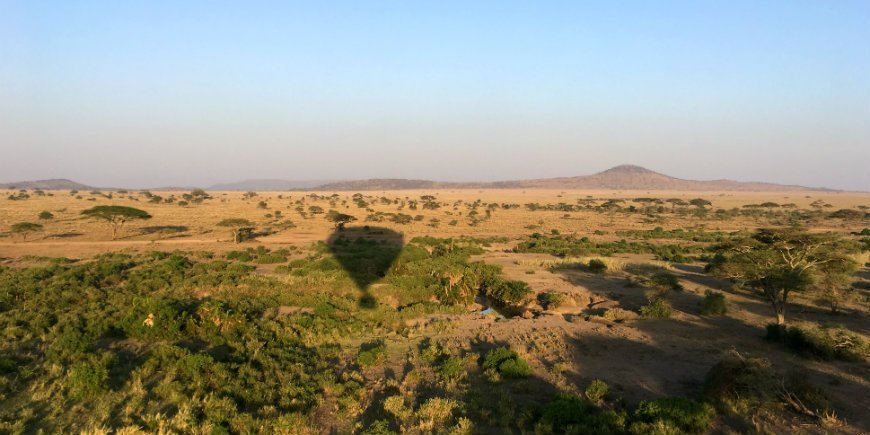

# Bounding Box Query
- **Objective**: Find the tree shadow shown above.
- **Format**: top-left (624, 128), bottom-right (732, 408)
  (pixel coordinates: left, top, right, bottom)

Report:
top-left (326, 226), bottom-right (404, 308)
top-left (44, 232), bottom-right (84, 239)
top-left (138, 225), bottom-right (190, 239)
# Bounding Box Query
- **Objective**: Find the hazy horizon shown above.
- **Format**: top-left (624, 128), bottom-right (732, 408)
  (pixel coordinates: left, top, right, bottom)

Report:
top-left (2, 1), bottom-right (869, 190)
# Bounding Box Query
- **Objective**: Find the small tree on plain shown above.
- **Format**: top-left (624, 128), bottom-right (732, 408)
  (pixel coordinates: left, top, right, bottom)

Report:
top-left (326, 210), bottom-right (356, 230)
top-left (38, 211), bottom-right (54, 220)
top-left (11, 222), bottom-right (43, 241)
top-left (217, 218), bottom-right (254, 243)
top-left (81, 206), bottom-right (152, 240)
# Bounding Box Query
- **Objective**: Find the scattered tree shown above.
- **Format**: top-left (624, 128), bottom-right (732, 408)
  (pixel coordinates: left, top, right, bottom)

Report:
top-left (81, 206), bottom-right (152, 240)
top-left (707, 228), bottom-right (853, 327)
top-left (38, 211), bottom-right (54, 220)
top-left (11, 222), bottom-right (43, 241)
top-left (217, 218), bottom-right (255, 244)
top-left (326, 210), bottom-right (356, 230)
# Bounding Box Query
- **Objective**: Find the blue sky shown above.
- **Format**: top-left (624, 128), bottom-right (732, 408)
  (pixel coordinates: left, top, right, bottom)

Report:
top-left (1, 1), bottom-right (869, 189)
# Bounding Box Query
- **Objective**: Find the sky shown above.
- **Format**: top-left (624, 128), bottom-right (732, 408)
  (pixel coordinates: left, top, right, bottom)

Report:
top-left (1, 1), bottom-right (869, 190)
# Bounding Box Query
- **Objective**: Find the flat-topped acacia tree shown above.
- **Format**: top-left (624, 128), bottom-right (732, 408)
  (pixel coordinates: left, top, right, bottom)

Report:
top-left (11, 222), bottom-right (43, 241)
top-left (81, 205), bottom-right (151, 240)
top-left (217, 218), bottom-right (254, 243)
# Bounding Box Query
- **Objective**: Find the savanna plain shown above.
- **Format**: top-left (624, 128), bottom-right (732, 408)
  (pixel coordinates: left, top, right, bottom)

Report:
top-left (1, 187), bottom-right (869, 434)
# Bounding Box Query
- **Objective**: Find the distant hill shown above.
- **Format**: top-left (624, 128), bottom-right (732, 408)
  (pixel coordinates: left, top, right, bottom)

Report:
top-left (0, 165), bottom-right (839, 192)
top-left (313, 179), bottom-right (446, 191)
top-left (310, 165), bottom-right (833, 192)
top-left (208, 179), bottom-right (338, 191)
top-left (0, 179), bottom-right (93, 190)
top-left (512, 165), bottom-right (826, 191)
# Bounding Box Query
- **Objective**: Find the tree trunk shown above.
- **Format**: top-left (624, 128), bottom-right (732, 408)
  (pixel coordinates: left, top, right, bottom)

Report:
top-left (112, 225), bottom-right (118, 240)
top-left (773, 299), bottom-right (786, 326)
top-left (233, 230), bottom-right (239, 244)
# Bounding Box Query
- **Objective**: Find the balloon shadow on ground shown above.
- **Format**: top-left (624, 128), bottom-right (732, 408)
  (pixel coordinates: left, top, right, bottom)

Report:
top-left (326, 226), bottom-right (404, 308)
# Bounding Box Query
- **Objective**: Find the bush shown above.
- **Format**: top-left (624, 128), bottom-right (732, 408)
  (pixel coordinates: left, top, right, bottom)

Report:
top-left (358, 341), bottom-right (388, 367)
top-left (703, 351), bottom-right (779, 415)
top-left (540, 292), bottom-right (568, 310)
top-left (38, 211), bottom-right (54, 220)
top-left (67, 360), bottom-right (108, 399)
top-left (699, 290), bottom-right (727, 315)
top-left (437, 357), bottom-right (466, 385)
top-left (226, 250), bottom-right (254, 262)
top-left (631, 397), bottom-right (715, 434)
top-left (640, 299), bottom-right (672, 319)
top-left (766, 324), bottom-right (869, 362)
top-left (482, 347), bottom-right (532, 379)
top-left (651, 272), bottom-right (682, 291)
top-left (588, 259), bottom-right (608, 273)
top-left (585, 379), bottom-right (610, 404)
top-left (538, 394), bottom-right (627, 434)
top-left (486, 279), bottom-right (533, 306)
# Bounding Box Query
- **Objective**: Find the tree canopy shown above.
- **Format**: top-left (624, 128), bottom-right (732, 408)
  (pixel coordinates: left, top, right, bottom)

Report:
top-left (217, 218), bottom-right (255, 243)
top-left (81, 206), bottom-right (152, 239)
top-left (707, 228), bottom-right (856, 326)
top-left (11, 222), bottom-right (43, 241)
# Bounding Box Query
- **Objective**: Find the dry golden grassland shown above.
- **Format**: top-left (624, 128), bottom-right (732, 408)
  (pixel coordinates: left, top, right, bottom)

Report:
top-left (1, 188), bottom-right (868, 258)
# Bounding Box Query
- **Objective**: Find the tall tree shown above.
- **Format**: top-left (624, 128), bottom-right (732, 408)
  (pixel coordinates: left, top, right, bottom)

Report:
top-left (81, 206), bottom-right (152, 240)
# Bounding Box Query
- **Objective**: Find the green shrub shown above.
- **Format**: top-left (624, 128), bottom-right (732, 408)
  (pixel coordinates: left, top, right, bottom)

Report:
top-left (766, 324), bottom-right (869, 362)
top-left (699, 290), bottom-right (727, 315)
top-left (67, 360), bottom-right (108, 400)
top-left (702, 351), bottom-right (779, 414)
top-left (482, 347), bottom-right (532, 379)
top-left (437, 357), bottom-right (466, 385)
top-left (585, 379), bottom-right (610, 404)
top-left (361, 420), bottom-right (398, 435)
top-left (538, 394), bottom-right (627, 434)
top-left (640, 299), bottom-right (672, 319)
top-left (540, 292), bottom-right (569, 310)
top-left (632, 397), bottom-right (715, 434)
top-left (588, 259), bottom-right (607, 273)
top-left (226, 250), bottom-right (253, 262)
top-left (358, 341), bottom-right (388, 367)
top-left (651, 272), bottom-right (682, 291)
top-left (486, 279), bottom-right (533, 306)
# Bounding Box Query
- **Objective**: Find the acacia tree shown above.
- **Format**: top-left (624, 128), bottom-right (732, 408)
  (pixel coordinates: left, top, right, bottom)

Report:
top-left (81, 206), bottom-right (152, 239)
top-left (325, 210), bottom-right (356, 230)
top-left (217, 218), bottom-right (254, 243)
top-left (11, 222), bottom-right (43, 241)
top-left (814, 254), bottom-right (859, 314)
top-left (707, 228), bottom-right (853, 327)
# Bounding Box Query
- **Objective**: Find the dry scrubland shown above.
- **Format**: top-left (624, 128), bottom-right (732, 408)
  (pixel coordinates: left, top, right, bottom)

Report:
top-left (1, 187), bottom-right (869, 434)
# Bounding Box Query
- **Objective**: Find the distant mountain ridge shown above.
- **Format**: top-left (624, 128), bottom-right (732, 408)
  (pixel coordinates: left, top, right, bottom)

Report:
top-left (0, 179), bottom-right (93, 190)
top-left (0, 165), bottom-right (841, 192)
top-left (313, 165), bottom-right (835, 192)
top-left (208, 179), bottom-right (339, 191)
